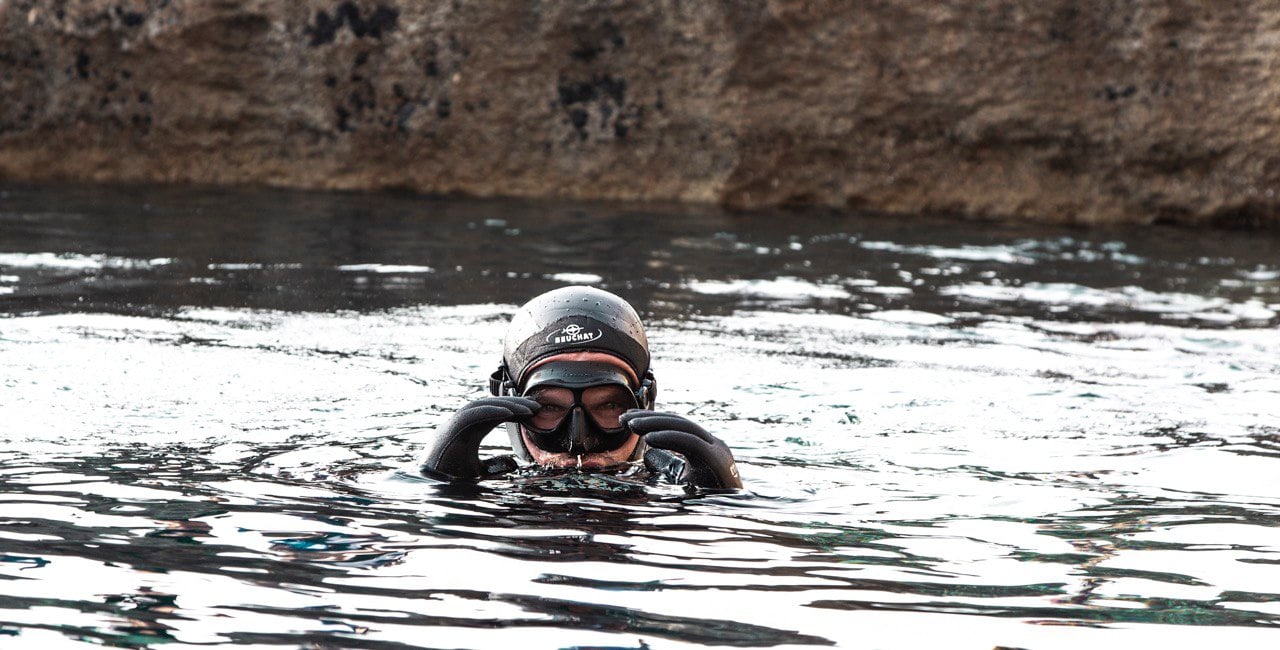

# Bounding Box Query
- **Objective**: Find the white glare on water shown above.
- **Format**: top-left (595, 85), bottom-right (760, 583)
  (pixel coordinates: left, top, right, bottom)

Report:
top-left (1, 188), bottom-right (1278, 648)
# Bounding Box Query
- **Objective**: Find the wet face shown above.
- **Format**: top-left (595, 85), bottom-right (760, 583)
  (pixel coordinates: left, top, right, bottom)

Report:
top-left (521, 427), bottom-right (640, 469)
top-left (518, 353), bottom-right (642, 469)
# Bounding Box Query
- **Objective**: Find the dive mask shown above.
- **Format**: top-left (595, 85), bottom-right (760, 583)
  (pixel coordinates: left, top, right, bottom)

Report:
top-left (519, 360), bottom-right (642, 455)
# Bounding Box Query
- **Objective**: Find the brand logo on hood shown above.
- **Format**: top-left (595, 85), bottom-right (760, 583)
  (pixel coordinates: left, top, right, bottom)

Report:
top-left (546, 323), bottom-right (603, 345)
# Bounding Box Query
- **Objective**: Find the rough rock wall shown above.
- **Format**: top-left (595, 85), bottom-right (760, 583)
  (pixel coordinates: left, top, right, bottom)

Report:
top-left (0, 0), bottom-right (1277, 226)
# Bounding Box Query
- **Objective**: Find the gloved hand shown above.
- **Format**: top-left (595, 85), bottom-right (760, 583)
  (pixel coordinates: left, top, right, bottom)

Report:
top-left (418, 397), bottom-right (540, 480)
top-left (621, 410), bottom-right (743, 489)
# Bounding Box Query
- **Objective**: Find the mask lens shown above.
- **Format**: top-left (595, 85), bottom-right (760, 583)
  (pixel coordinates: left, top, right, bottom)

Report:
top-left (525, 384), bottom-right (638, 433)
top-left (580, 385), bottom-right (637, 430)
top-left (527, 387), bottom-right (573, 431)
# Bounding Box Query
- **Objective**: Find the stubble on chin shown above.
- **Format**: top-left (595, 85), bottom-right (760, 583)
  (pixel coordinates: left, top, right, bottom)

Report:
top-left (521, 429), bottom-right (640, 469)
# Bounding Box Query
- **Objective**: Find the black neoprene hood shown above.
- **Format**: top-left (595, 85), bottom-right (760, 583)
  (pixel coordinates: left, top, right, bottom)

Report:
top-left (502, 285), bottom-right (650, 389)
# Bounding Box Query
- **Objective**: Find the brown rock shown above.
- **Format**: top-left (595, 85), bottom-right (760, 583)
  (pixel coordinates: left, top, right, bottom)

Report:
top-left (0, 0), bottom-right (1276, 226)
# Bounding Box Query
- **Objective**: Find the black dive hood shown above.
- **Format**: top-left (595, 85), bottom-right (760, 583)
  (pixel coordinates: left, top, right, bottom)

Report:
top-left (488, 286), bottom-right (657, 463)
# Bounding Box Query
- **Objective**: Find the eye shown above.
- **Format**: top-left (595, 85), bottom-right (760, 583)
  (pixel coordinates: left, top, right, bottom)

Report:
top-left (583, 396), bottom-right (623, 411)
top-left (528, 387), bottom-right (573, 410)
top-left (583, 385), bottom-right (635, 409)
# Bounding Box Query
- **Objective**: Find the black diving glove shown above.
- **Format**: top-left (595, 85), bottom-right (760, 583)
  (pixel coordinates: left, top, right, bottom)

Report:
top-left (621, 410), bottom-right (743, 490)
top-left (418, 396), bottom-right (540, 481)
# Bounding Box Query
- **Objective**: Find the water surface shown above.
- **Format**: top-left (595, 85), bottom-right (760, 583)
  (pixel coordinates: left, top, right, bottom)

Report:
top-left (1, 184), bottom-right (1279, 648)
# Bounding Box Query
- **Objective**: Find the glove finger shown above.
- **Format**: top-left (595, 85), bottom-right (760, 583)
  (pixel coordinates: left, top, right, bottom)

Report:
top-left (460, 399), bottom-right (540, 419)
top-left (643, 429), bottom-right (742, 490)
top-left (421, 397), bottom-right (541, 482)
top-left (622, 411), bottom-right (712, 441)
top-left (465, 397), bottom-right (540, 416)
top-left (452, 404), bottom-right (530, 433)
top-left (641, 429), bottom-right (718, 460)
top-left (618, 409), bottom-right (652, 428)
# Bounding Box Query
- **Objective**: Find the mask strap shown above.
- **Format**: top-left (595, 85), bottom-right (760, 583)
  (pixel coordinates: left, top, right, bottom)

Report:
top-left (488, 366), bottom-right (515, 396)
top-left (635, 371), bottom-right (657, 410)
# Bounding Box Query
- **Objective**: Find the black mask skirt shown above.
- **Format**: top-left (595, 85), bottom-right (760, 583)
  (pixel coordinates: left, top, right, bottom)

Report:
top-left (519, 361), bottom-right (641, 455)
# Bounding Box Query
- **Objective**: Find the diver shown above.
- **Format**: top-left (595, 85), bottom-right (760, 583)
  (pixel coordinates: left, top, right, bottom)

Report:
top-left (418, 286), bottom-right (743, 490)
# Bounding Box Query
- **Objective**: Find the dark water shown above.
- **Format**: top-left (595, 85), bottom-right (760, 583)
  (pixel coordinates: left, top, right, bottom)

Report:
top-left (1, 184), bottom-right (1278, 648)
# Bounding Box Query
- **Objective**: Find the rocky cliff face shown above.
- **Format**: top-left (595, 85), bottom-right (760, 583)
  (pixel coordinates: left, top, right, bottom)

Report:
top-left (1, 0), bottom-right (1277, 226)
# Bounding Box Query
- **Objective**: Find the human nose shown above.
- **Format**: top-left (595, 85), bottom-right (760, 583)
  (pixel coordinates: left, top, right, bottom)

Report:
top-left (563, 406), bottom-right (589, 454)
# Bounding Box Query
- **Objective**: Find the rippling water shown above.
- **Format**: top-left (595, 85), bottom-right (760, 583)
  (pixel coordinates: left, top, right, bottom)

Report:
top-left (1, 184), bottom-right (1278, 648)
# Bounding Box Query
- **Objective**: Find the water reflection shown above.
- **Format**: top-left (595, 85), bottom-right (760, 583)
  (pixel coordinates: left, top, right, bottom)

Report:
top-left (1, 184), bottom-right (1279, 647)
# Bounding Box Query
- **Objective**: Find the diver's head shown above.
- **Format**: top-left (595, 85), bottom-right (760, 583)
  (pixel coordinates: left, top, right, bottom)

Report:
top-left (489, 286), bottom-right (657, 465)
